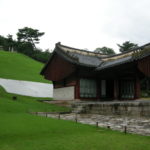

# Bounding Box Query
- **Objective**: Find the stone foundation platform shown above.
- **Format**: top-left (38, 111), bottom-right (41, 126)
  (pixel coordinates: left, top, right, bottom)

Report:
top-left (72, 100), bottom-right (150, 118)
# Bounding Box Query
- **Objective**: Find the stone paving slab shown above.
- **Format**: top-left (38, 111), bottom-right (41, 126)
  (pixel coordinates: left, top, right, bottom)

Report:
top-left (37, 113), bottom-right (150, 136)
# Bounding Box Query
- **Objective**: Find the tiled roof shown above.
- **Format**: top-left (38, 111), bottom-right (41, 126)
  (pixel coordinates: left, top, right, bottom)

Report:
top-left (98, 55), bottom-right (133, 70)
top-left (96, 43), bottom-right (150, 71)
top-left (41, 42), bottom-right (150, 75)
top-left (55, 43), bottom-right (105, 67)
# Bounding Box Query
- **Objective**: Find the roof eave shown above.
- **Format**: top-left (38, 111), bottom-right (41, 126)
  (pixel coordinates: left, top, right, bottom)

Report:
top-left (55, 44), bottom-right (98, 68)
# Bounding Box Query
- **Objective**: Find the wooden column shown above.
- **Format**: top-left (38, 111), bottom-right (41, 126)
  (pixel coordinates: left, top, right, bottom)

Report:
top-left (134, 76), bottom-right (141, 99)
top-left (75, 79), bottom-right (80, 100)
top-left (114, 79), bottom-right (119, 100)
top-left (96, 80), bottom-right (101, 100)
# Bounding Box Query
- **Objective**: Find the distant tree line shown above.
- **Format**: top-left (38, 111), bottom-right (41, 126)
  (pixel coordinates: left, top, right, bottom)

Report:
top-left (0, 27), bottom-right (52, 63)
top-left (0, 27), bottom-right (139, 61)
top-left (95, 41), bottom-right (138, 55)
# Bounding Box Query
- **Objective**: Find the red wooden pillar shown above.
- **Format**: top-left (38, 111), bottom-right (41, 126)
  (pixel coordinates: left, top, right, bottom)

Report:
top-left (134, 76), bottom-right (141, 99)
top-left (114, 79), bottom-right (119, 100)
top-left (75, 79), bottom-right (80, 100)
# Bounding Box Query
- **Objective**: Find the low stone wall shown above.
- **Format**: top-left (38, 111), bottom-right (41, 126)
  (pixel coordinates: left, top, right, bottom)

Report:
top-left (72, 100), bottom-right (150, 118)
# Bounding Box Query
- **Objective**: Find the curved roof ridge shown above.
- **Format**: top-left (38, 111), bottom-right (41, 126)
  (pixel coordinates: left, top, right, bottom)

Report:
top-left (102, 43), bottom-right (150, 58)
top-left (101, 43), bottom-right (150, 61)
top-left (56, 42), bottom-right (107, 57)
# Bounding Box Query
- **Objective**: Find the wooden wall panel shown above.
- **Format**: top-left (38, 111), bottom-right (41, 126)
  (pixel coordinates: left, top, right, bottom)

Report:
top-left (44, 54), bottom-right (76, 81)
top-left (66, 79), bottom-right (77, 86)
top-left (138, 56), bottom-right (150, 77)
top-left (53, 76), bottom-right (77, 89)
top-left (53, 81), bottom-right (64, 88)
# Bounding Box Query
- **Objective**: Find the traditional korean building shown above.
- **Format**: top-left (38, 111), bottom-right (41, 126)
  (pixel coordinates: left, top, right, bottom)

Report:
top-left (41, 42), bottom-right (150, 101)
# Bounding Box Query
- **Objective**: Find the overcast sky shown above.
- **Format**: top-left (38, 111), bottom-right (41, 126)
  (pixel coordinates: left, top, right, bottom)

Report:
top-left (0, 0), bottom-right (150, 53)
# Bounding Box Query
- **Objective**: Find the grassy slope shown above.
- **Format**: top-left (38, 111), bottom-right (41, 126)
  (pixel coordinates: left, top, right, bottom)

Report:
top-left (0, 87), bottom-right (150, 150)
top-left (0, 86), bottom-right (68, 113)
top-left (0, 50), bottom-right (49, 83)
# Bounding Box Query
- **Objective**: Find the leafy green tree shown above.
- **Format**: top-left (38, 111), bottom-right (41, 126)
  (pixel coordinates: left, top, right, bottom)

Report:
top-left (0, 35), bottom-right (14, 51)
top-left (94, 47), bottom-right (116, 55)
top-left (17, 27), bottom-right (44, 49)
top-left (0, 35), bottom-right (6, 49)
top-left (0, 29), bottom-right (51, 63)
top-left (16, 41), bottom-right (34, 56)
top-left (117, 41), bottom-right (138, 52)
top-left (7, 34), bottom-right (14, 51)
top-left (32, 49), bottom-right (51, 63)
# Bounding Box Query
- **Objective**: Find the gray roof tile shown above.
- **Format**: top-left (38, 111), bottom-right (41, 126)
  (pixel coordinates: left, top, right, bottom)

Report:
top-left (97, 56), bottom-right (132, 70)
top-left (41, 42), bottom-right (150, 75)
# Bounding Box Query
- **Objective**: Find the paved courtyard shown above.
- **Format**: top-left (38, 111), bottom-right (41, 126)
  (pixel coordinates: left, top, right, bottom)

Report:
top-left (37, 112), bottom-right (150, 136)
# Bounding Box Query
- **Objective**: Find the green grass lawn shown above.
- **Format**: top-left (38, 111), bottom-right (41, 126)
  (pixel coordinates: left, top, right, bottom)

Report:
top-left (0, 50), bottom-right (50, 83)
top-left (0, 86), bottom-right (68, 113)
top-left (0, 87), bottom-right (150, 150)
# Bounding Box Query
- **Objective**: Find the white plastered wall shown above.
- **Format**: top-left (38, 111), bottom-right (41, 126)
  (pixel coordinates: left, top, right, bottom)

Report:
top-left (0, 78), bottom-right (53, 97)
top-left (53, 86), bottom-right (75, 100)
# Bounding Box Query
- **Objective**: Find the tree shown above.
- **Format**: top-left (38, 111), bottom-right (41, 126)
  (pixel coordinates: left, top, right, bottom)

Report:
top-left (117, 41), bottom-right (138, 53)
top-left (7, 34), bottom-right (14, 51)
top-left (17, 27), bottom-right (44, 49)
top-left (0, 32), bottom-right (51, 63)
top-left (32, 48), bottom-right (51, 63)
top-left (94, 47), bottom-right (116, 55)
top-left (0, 35), bottom-right (7, 50)
top-left (16, 41), bottom-right (34, 56)
top-left (0, 35), bottom-right (15, 51)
